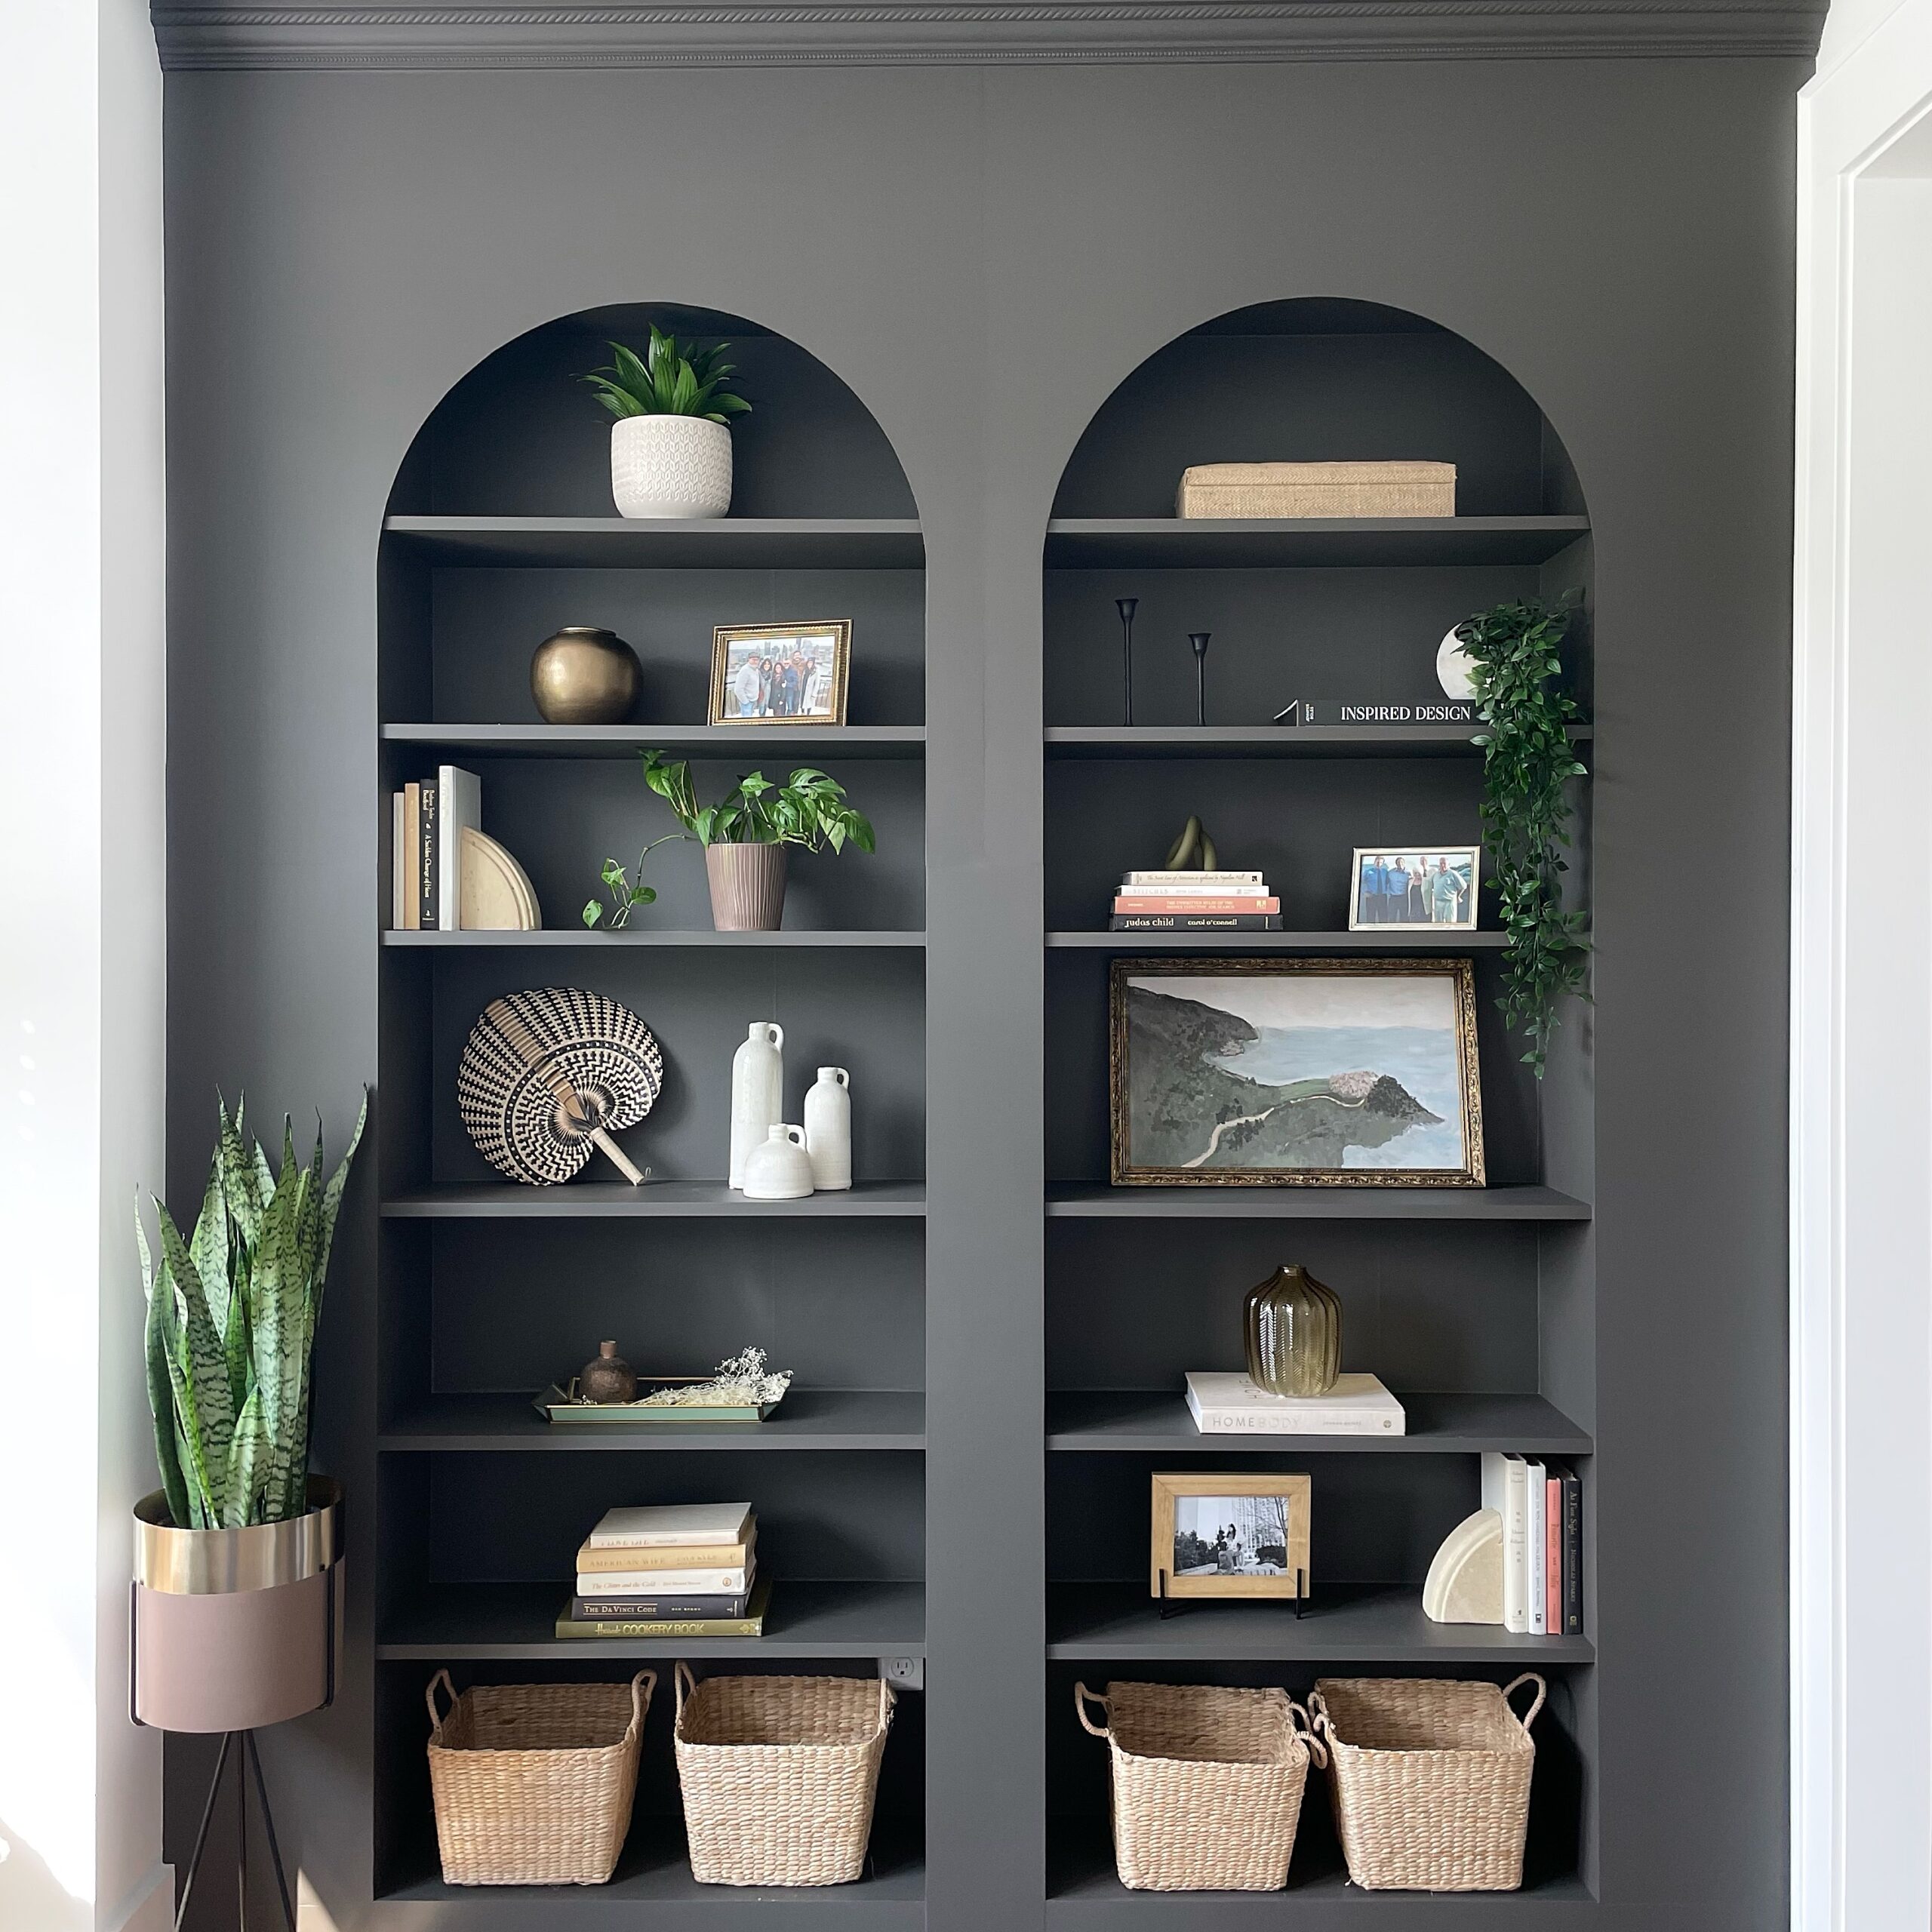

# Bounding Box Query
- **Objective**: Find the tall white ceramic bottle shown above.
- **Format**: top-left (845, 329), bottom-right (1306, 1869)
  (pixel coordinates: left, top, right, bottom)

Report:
top-left (803, 1066), bottom-right (852, 1191)
top-left (729, 1021), bottom-right (784, 1189)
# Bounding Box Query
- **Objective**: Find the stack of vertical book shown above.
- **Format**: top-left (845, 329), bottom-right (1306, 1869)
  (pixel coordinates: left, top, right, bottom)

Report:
top-left (1109, 869), bottom-right (1281, 932)
top-left (1479, 1452), bottom-right (1583, 1638)
top-left (391, 764), bottom-right (482, 931)
top-left (555, 1502), bottom-right (768, 1639)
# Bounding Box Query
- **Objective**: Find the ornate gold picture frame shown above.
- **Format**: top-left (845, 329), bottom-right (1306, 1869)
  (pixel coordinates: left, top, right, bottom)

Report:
top-left (708, 620), bottom-right (851, 726)
top-left (1108, 955), bottom-right (1485, 1187)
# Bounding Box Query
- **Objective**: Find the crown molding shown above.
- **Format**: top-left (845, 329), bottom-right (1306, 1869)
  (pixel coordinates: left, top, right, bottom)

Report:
top-left (150, 0), bottom-right (1828, 71)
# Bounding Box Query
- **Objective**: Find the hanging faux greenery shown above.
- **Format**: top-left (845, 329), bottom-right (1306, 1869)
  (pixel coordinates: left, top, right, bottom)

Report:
top-left (1455, 598), bottom-right (1591, 1075)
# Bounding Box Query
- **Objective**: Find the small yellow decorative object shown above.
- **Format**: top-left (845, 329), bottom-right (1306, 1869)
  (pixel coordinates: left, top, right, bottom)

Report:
top-left (1421, 1507), bottom-right (1505, 1625)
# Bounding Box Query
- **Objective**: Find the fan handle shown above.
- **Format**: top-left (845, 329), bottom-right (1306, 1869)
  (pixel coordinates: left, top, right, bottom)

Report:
top-left (591, 1128), bottom-right (648, 1186)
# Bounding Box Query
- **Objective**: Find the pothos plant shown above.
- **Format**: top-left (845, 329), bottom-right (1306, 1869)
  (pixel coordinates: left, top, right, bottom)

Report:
top-left (1456, 597), bottom-right (1592, 1075)
top-left (584, 749), bottom-right (876, 928)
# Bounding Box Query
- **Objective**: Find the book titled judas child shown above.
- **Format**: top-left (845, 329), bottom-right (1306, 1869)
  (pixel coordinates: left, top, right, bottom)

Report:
top-left (1109, 914), bottom-right (1284, 931)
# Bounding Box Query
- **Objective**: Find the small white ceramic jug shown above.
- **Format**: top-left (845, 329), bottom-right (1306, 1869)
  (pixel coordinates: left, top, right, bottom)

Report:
top-left (803, 1066), bottom-right (852, 1191)
top-left (729, 1021), bottom-right (784, 1189)
top-left (742, 1124), bottom-right (814, 1200)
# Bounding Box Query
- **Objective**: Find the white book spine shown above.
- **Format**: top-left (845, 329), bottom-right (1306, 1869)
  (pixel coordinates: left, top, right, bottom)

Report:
top-left (1118, 882), bottom-right (1272, 897)
top-left (1188, 1401), bottom-right (1399, 1435)
top-left (390, 792), bottom-right (405, 931)
top-left (1503, 1456), bottom-right (1529, 1633)
top-left (1525, 1460), bottom-right (1547, 1634)
top-left (577, 1567), bottom-right (751, 1595)
top-left (1121, 870), bottom-right (1263, 886)
top-left (436, 764), bottom-right (482, 931)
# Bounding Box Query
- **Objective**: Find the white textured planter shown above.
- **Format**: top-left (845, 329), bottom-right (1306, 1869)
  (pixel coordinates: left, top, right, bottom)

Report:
top-left (610, 414), bottom-right (732, 519)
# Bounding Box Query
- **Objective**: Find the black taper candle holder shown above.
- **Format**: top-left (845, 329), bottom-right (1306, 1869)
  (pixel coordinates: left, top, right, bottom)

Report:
top-left (1189, 631), bottom-right (1211, 726)
top-left (1115, 598), bottom-right (1139, 726)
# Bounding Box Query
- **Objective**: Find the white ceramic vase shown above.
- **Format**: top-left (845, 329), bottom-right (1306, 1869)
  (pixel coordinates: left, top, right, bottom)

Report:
top-left (1436, 624), bottom-right (1478, 700)
top-left (804, 1066), bottom-right (852, 1192)
top-left (743, 1124), bottom-right (814, 1201)
top-left (729, 1021), bottom-right (784, 1189)
top-left (609, 415), bottom-right (732, 519)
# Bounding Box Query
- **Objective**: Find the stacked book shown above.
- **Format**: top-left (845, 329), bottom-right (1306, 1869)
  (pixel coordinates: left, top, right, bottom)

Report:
top-left (390, 764), bottom-right (541, 931)
top-left (1109, 869), bottom-right (1281, 933)
top-left (1481, 1452), bottom-right (1583, 1638)
top-left (555, 1501), bottom-right (770, 1639)
top-left (1186, 1371), bottom-right (1405, 1436)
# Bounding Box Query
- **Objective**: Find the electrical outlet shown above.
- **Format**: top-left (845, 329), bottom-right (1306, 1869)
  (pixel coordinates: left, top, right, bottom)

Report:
top-left (881, 1655), bottom-right (924, 1691)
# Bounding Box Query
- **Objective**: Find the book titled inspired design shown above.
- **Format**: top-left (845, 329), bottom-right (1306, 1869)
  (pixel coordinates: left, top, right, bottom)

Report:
top-left (1185, 1371), bottom-right (1405, 1435)
top-left (555, 1575), bottom-right (771, 1641)
top-left (1278, 699), bottom-right (1481, 727)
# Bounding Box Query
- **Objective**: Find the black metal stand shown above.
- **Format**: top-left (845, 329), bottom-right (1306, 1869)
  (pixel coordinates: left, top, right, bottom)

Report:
top-left (1189, 631), bottom-right (1211, 725)
top-left (174, 1731), bottom-right (294, 1932)
top-left (1115, 597), bottom-right (1138, 725)
top-left (1157, 1567), bottom-right (1309, 1619)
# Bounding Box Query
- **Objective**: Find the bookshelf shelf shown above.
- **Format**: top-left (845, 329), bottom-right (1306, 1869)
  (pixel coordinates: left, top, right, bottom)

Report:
top-left (1044, 1185), bottom-right (1590, 1221)
top-left (1042, 515), bottom-right (1589, 570)
top-left (378, 1579), bottom-right (927, 1660)
top-left (379, 1389), bottom-right (926, 1451)
top-left (1044, 1390), bottom-right (1592, 1455)
top-left (381, 1180), bottom-right (927, 1218)
top-left (383, 723), bottom-right (928, 760)
top-left (381, 514), bottom-right (924, 569)
top-left (383, 929), bottom-right (928, 948)
top-left (1045, 1581), bottom-right (1593, 1663)
top-left (1047, 931), bottom-right (1511, 952)
top-left (1044, 724), bottom-right (1592, 760)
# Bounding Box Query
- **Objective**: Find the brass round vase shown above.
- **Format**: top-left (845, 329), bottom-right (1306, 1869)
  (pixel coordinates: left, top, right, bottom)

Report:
top-left (131, 1477), bottom-right (343, 1733)
top-left (1243, 1264), bottom-right (1343, 1398)
top-left (530, 626), bottom-right (642, 724)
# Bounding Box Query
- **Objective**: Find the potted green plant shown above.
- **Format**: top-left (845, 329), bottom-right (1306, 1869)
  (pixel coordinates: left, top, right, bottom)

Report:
top-left (132, 1094), bottom-right (365, 1734)
top-left (583, 326), bottom-right (751, 520)
top-left (1454, 597), bottom-right (1592, 1075)
top-left (584, 752), bottom-right (875, 933)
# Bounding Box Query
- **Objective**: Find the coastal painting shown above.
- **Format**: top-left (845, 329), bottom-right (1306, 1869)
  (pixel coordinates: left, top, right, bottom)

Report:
top-left (1109, 957), bottom-right (1484, 1186)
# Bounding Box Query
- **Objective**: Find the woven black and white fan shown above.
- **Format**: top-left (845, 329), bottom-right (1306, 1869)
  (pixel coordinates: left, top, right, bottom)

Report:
top-left (457, 987), bottom-right (662, 1186)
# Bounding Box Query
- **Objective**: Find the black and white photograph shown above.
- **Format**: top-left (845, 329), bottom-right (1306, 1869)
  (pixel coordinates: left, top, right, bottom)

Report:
top-left (1348, 846), bottom-right (1479, 931)
top-left (709, 620), bottom-right (851, 725)
top-left (1172, 1492), bottom-right (1293, 1577)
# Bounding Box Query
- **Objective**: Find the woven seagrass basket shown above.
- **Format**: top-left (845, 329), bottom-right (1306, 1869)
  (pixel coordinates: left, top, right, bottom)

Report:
top-left (1076, 1681), bottom-right (1324, 1892)
top-left (1309, 1673), bottom-right (1543, 1891)
top-left (426, 1669), bottom-right (652, 1886)
top-left (1176, 460), bottom-right (1456, 520)
top-left (673, 1663), bottom-right (894, 1887)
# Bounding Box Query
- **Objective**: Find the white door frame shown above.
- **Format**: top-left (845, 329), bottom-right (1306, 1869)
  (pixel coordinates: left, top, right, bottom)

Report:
top-left (1793, 8), bottom-right (1932, 1929)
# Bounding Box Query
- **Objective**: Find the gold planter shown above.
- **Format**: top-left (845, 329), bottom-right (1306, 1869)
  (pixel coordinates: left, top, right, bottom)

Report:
top-left (131, 1478), bottom-right (342, 1733)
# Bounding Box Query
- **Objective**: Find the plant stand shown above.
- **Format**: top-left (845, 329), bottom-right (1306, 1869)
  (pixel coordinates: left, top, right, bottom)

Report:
top-left (174, 1730), bottom-right (294, 1931)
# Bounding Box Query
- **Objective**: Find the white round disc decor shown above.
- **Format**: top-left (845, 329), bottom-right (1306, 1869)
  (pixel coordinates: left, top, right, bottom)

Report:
top-left (1436, 624), bottom-right (1478, 701)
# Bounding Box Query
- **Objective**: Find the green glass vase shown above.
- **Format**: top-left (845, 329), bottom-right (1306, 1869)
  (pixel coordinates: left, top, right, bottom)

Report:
top-left (1243, 1263), bottom-right (1343, 1397)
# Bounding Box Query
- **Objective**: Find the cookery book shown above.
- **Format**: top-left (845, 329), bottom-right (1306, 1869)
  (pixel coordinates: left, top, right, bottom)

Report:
top-left (585, 1503), bottom-right (753, 1549)
top-left (1185, 1371), bottom-right (1405, 1435)
top-left (555, 1576), bottom-right (771, 1640)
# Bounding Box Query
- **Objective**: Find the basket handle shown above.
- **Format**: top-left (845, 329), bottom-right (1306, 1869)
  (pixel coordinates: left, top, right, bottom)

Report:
top-left (1306, 1687), bottom-right (1333, 1744)
top-left (1287, 1697), bottom-right (1327, 1770)
top-left (424, 1668), bottom-right (457, 1735)
top-left (626, 1669), bottom-right (657, 1740)
top-left (1503, 1672), bottom-right (1547, 1734)
top-left (675, 1660), bottom-right (698, 1718)
top-left (877, 1676), bottom-right (897, 1730)
top-left (1073, 1682), bottom-right (1111, 1740)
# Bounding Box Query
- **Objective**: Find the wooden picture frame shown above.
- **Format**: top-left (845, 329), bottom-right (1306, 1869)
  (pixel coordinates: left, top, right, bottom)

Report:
top-left (1347, 845), bottom-right (1480, 932)
top-left (1151, 1472), bottom-right (1312, 1601)
top-left (708, 620), bottom-right (851, 726)
top-left (1108, 955), bottom-right (1485, 1187)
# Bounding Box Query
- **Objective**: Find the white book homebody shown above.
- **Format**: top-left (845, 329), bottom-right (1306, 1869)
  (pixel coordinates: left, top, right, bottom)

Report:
top-left (586, 1503), bottom-right (754, 1549)
top-left (1185, 1372), bottom-right (1406, 1435)
top-left (576, 1563), bottom-right (754, 1595)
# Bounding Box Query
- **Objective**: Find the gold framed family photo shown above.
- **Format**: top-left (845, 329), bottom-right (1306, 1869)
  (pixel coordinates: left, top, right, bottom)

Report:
top-left (709, 620), bottom-right (851, 726)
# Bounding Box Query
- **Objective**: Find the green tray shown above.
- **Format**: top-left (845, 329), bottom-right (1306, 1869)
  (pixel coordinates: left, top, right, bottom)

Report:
top-left (534, 1378), bottom-right (777, 1425)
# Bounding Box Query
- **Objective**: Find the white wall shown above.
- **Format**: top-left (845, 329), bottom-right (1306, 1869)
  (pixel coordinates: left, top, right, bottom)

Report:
top-left (1792, 6), bottom-right (1932, 1929)
top-left (0, 1), bottom-right (169, 1927)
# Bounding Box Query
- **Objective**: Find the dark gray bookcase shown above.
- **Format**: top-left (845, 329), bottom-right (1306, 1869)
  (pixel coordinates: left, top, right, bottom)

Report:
top-left (368, 298), bottom-right (1592, 1914)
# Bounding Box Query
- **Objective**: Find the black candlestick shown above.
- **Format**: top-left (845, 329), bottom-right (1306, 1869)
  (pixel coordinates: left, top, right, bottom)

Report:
top-left (1115, 598), bottom-right (1138, 726)
top-left (1189, 631), bottom-right (1211, 726)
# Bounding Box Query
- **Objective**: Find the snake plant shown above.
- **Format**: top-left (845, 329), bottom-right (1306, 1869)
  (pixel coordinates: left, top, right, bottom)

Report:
top-left (137, 1094), bottom-right (366, 1530)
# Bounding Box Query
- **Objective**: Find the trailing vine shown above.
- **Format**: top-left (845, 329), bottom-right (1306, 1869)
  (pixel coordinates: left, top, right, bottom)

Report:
top-left (1455, 598), bottom-right (1591, 1076)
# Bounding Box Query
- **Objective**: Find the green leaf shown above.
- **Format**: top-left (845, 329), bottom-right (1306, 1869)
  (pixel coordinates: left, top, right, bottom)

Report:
top-left (155, 1201), bottom-right (234, 1526)
top-left (222, 1386), bottom-right (271, 1529)
top-left (137, 1201), bottom-right (192, 1529)
top-left (216, 1095), bottom-right (266, 1249)
top-left (583, 900), bottom-right (604, 928)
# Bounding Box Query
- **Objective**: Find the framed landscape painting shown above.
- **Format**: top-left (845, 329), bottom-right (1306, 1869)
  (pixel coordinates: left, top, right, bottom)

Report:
top-left (1109, 956), bottom-right (1485, 1186)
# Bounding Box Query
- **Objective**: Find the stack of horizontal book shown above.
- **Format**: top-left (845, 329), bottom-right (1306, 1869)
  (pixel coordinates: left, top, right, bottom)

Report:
top-left (1481, 1452), bottom-right (1582, 1638)
top-left (555, 1502), bottom-right (770, 1639)
top-left (1110, 869), bottom-right (1281, 932)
